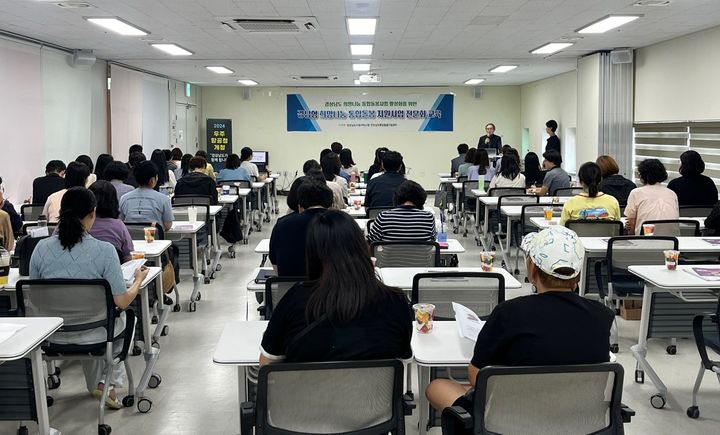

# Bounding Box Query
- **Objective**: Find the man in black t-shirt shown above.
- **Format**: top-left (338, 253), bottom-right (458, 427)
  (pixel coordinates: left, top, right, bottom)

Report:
top-left (545, 119), bottom-right (561, 153)
top-left (425, 226), bottom-right (613, 414)
top-left (268, 179), bottom-right (333, 276)
top-left (32, 160), bottom-right (66, 205)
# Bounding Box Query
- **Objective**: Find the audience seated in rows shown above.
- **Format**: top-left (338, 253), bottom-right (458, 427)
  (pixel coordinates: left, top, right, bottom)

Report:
top-left (88, 180), bottom-right (134, 262)
top-left (596, 155), bottom-right (636, 206)
top-left (321, 152), bottom-right (349, 199)
top-left (366, 151), bottom-right (406, 209)
top-left (467, 148), bottom-right (495, 183)
top-left (522, 151), bottom-right (545, 188)
top-left (30, 186), bottom-right (149, 409)
top-left (560, 162), bottom-right (621, 225)
top-left (76, 155), bottom-right (97, 187)
top-left (457, 147), bottom-right (475, 177)
top-left (450, 143), bottom-right (468, 175)
top-left (150, 149), bottom-right (177, 189)
top-left (305, 161), bottom-right (344, 210)
top-left (535, 150), bottom-right (570, 196)
top-left (261, 209), bottom-right (412, 364)
top-left (488, 152), bottom-right (525, 189)
top-left (425, 226), bottom-right (613, 413)
top-left (44, 161), bottom-right (91, 222)
top-left (268, 179), bottom-right (333, 277)
top-left (624, 158), bottom-right (678, 235)
top-left (119, 161), bottom-right (174, 231)
top-left (102, 161), bottom-right (134, 203)
top-left (32, 160), bottom-right (66, 205)
top-left (367, 180), bottom-right (436, 244)
top-left (174, 157), bottom-right (218, 205)
top-left (330, 142), bottom-right (352, 182)
top-left (667, 150), bottom-right (717, 206)
top-left (216, 153), bottom-right (251, 183)
top-left (339, 148), bottom-right (360, 180)
top-left (125, 152), bottom-right (146, 188)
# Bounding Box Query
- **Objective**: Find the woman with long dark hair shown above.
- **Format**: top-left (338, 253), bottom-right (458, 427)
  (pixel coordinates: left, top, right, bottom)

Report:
top-left (94, 154), bottom-right (114, 180)
top-left (76, 154), bottom-right (97, 187)
top-left (522, 152), bottom-right (544, 188)
top-left (88, 180), bottom-right (134, 261)
top-left (321, 152), bottom-right (349, 199)
top-left (560, 162), bottom-right (620, 225)
top-left (30, 186), bottom-right (148, 408)
top-left (488, 154), bottom-right (525, 189)
top-left (367, 146), bottom-right (389, 180)
top-left (178, 153), bottom-right (193, 179)
top-left (260, 210), bottom-right (412, 363)
top-left (150, 149), bottom-right (176, 189)
top-left (339, 148), bottom-right (360, 180)
top-left (467, 148), bottom-right (494, 182)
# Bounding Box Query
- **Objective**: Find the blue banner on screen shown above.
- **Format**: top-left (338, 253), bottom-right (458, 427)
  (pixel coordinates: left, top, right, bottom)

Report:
top-left (286, 93), bottom-right (453, 132)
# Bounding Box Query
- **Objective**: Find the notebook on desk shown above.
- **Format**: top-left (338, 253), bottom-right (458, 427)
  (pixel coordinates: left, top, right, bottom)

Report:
top-left (121, 259), bottom-right (146, 285)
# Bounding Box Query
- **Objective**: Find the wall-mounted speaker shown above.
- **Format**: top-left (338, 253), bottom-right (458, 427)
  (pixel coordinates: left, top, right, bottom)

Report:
top-left (610, 48), bottom-right (633, 64)
top-left (473, 87), bottom-right (482, 99)
top-left (242, 88), bottom-right (252, 100)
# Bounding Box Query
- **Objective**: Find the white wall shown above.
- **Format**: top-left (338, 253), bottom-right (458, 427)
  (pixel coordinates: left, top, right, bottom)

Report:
top-left (635, 25), bottom-right (720, 122)
top-left (520, 70), bottom-right (577, 158)
top-left (576, 53), bottom-right (601, 167)
top-left (201, 86), bottom-right (521, 189)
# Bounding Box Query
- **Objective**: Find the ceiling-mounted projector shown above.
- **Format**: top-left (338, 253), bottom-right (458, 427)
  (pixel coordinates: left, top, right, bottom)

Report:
top-left (359, 73), bottom-right (381, 83)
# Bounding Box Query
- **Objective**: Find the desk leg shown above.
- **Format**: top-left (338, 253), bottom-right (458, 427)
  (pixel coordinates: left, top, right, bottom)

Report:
top-left (137, 284), bottom-right (161, 400)
top-left (631, 286), bottom-right (668, 397)
top-left (237, 366), bottom-right (248, 435)
top-left (209, 216), bottom-right (222, 279)
top-left (31, 347), bottom-right (52, 435)
top-left (272, 179), bottom-right (279, 213)
top-left (264, 184), bottom-right (272, 223)
top-left (151, 270), bottom-right (169, 342)
top-left (259, 254), bottom-right (268, 267)
top-left (188, 233), bottom-right (203, 311)
top-left (241, 197), bottom-right (250, 245)
top-left (453, 189), bottom-right (460, 233)
top-left (495, 215), bottom-right (512, 268)
top-left (417, 365), bottom-right (430, 435)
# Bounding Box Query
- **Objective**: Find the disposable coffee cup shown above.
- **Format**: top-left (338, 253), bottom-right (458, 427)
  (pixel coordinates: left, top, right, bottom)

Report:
top-left (412, 303), bottom-right (435, 334)
top-left (480, 251), bottom-right (495, 271)
top-left (187, 206), bottom-right (198, 222)
top-left (663, 250), bottom-right (680, 270)
top-left (642, 223), bottom-right (655, 236)
top-left (143, 227), bottom-right (156, 243)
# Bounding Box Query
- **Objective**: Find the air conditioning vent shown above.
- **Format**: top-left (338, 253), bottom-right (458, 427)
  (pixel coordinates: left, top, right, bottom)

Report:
top-left (219, 17), bottom-right (319, 33)
top-left (633, 0), bottom-right (671, 6)
top-left (291, 76), bottom-right (339, 81)
top-left (55, 2), bottom-right (94, 8)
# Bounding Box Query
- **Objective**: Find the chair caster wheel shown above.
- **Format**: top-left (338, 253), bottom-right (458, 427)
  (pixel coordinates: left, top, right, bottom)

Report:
top-left (151, 315), bottom-right (158, 324)
top-left (452, 229), bottom-right (458, 234)
top-left (53, 366), bottom-right (61, 376)
top-left (204, 277), bottom-right (211, 284)
top-left (196, 292), bottom-right (202, 301)
top-left (98, 423), bottom-right (112, 435)
top-left (161, 325), bottom-right (169, 336)
top-left (687, 406), bottom-right (699, 418)
top-left (666, 345), bottom-right (677, 355)
top-left (215, 264), bottom-right (222, 271)
top-left (137, 398), bottom-right (152, 413)
top-left (47, 375), bottom-right (60, 389)
top-left (650, 394), bottom-right (666, 409)
top-left (635, 369), bottom-right (644, 384)
top-left (132, 345), bottom-right (142, 356)
top-left (188, 301), bottom-right (197, 312)
top-left (524, 277), bottom-right (529, 283)
top-left (501, 261), bottom-right (506, 268)
top-left (173, 304), bottom-right (181, 312)
top-left (513, 269), bottom-right (520, 275)
top-left (122, 395), bottom-right (135, 407)
top-left (17, 426), bottom-right (29, 435)
top-left (46, 396), bottom-right (54, 407)
top-left (148, 373), bottom-right (162, 388)
top-left (610, 344), bottom-right (619, 353)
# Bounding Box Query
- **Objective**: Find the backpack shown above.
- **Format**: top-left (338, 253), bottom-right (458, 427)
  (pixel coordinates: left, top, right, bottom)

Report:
top-left (220, 209), bottom-right (243, 244)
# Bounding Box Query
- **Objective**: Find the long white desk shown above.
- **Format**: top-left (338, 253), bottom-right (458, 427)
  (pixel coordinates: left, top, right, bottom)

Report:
top-left (0, 317), bottom-right (63, 435)
top-left (627, 265), bottom-right (720, 409)
top-left (531, 216), bottom-right (706, 230)
top-left (346, 205), bottom-right (436, 218)
top-left (166, 221), bottom-right (206, 312)
top-left (377, 267), bottom-right (522, 290)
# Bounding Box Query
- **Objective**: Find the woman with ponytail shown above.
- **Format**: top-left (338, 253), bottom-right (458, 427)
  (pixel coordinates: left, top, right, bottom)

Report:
top-left (30, 186), bottom-right (149, 409)
top-left (560, 162), bottom-right (621, 225)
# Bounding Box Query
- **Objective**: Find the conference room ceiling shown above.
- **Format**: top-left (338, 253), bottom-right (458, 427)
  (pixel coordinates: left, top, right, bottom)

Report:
top-left (2, 0), bottom-right (720, 86)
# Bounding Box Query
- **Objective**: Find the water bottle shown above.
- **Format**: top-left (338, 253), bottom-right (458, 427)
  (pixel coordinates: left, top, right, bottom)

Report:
top-left (478, 177), bottom-right (485, 192)
top-left (38, 214), bottom-right (47, 227)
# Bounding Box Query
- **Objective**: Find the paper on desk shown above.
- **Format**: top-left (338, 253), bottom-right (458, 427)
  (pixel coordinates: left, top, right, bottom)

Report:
top-left (0, 323), bottom-right (26, 345)
top-left (685, 267), bottom-right (720, 281)
top-left (452, 302), bottom-right (485, 342)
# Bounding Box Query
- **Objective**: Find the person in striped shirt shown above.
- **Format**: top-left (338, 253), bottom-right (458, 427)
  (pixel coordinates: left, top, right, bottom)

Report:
top-left (367, 180), bottom-right (436, 243)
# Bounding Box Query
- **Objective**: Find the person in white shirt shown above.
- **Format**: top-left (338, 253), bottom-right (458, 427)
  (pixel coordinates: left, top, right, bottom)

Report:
top-left (489, 153), bottom-right (525, 190)
top-left (240, 146), bottom-right (266, 181)
top-left (43, 161), bottom-right (91, 222)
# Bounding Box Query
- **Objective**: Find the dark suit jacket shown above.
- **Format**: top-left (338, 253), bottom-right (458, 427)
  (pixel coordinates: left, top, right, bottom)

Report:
top-left (366, 172), bottom-right (405, 209)
top-left (32, 174), bottom-right (65, 205)
top-left (477, 134), bottom-right (502, 154)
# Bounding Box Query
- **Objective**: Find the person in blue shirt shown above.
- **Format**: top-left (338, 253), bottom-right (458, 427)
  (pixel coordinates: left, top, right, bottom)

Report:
top-left (119, 161), bottom-right (174, 231)
top-left (30, 186), bottom-right (149, 409)
top-left (217, 153), bottom-right (251, 183)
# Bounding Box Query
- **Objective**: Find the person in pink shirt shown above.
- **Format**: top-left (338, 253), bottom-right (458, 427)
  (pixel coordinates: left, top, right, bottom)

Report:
top-left (624, 159), bottom-right (679, 235)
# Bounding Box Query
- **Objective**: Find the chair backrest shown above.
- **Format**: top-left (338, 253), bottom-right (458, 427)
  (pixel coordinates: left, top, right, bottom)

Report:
top-left (20, 204), bottom-right (45, 221)
top-left (565, 220), bottom-right (624, 237)
top-left (642, 219), bottom-right (701, 237)
top-left (553, 187), bottom-right (584, 197)
top-left (367, 206), bottom-right (393, 219)
top-left (171, 203), bottom-right (211, 224)
top-left (520, 204), bottom-right (562, 234)
top-left (21, 222), bottom-right (57, 236)
top-left (15, 279), bottom-right (115, 340)
top-left (172, 194), bottom-right (213, 206)
top-left (256, 359), bottom-right (404, 435)
top-left (371, 241), bottom-right (440, 268)
top-left (606, 236), bottom-right (678, 282)
top-left (488, 187), bottom-right (525, 198)
top-left (679, 205), bottom-right (713, 218)
top-left (497, 195), bottom-right (538, 214)
top-left (366, 219), bottom-right (374, 234)
top-left (411, 272), bottom-right (505, 320)
top-left (124, 222), bottom-right (165, 240)
top-left (473, 363), bottom-right (625, 435)
top-left (456, 175), bottom-right (468, 184)
top-left (219, 180), bottom-right (252, 194)
top-left (264, 277), bottom-right (304, 320)
top-left (463, 180), bottom-right (480, 198)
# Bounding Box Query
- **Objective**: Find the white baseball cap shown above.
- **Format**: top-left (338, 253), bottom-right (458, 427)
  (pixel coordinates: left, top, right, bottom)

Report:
top-left (520, 226), bottom-right (585, 279)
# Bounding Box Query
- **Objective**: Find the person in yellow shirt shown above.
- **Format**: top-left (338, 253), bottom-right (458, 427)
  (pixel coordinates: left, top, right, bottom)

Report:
top-left (560, 162), bottom-right (621, 225)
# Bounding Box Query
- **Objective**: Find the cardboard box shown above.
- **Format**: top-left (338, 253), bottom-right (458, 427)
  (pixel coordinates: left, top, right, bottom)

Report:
top-left (620, 300), bottom-right (642, 321)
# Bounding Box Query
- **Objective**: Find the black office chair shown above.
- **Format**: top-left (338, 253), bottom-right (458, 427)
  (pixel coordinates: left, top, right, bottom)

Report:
top-left (366, 206), bottom-right (393, 220)
top-left (261, 276), bottom-right (304, 320)
top-left (20, 204), bottom-right (44, 221)
top-left (371, 241), bottom-right (440, 268)
top-left (679, 205), bottom-right (714, 218)
top-left (565, 219), bottom-right (624, 237)
top-left (642, 219), bottom-right (701, 237)
top-left (241, 360), bottom-right (413, 435)
top-left (411, 272), bottom-right (505, 321)
top-left (441, 363), bottom-right (634, 435)
top-left (553, 187), bottom-right (584, 197)
top-left (687, 294), bottom-right (720, 419)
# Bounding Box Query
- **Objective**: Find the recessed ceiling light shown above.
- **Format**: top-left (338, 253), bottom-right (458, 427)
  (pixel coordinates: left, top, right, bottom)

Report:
top-left (347, 18), bottom-right (377, 35)
top-left (151, 43), bottom-right (193, 56)
top-left (350, 44), bottom-right (373, 56)
top-left (490, 65), bottom-right (517, 73)
top-left (85, 17), bottom-right (148, 36)
top-left (238, 79), bottom-right (258, 86)
top-left (530, 42), bottom-right (574, 54)
top-left (577, 15), bottom-right (641, 34)
top-left (464, 78), bottom-right (485, 85)
top-left (353, 63), bottom-right (371, 72)
top-left (354, 79), bottom-right (361, 85)
top-left (206, 66), bottom-right (234, 74)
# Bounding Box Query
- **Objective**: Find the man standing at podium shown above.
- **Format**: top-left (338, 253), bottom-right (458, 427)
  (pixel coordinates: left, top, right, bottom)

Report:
top-left (477, 123), bottom-right (502, 155)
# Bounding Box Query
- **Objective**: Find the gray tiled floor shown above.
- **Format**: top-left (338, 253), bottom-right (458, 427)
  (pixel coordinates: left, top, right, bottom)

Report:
top-left (2, 200), bottom-right (719, 435)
